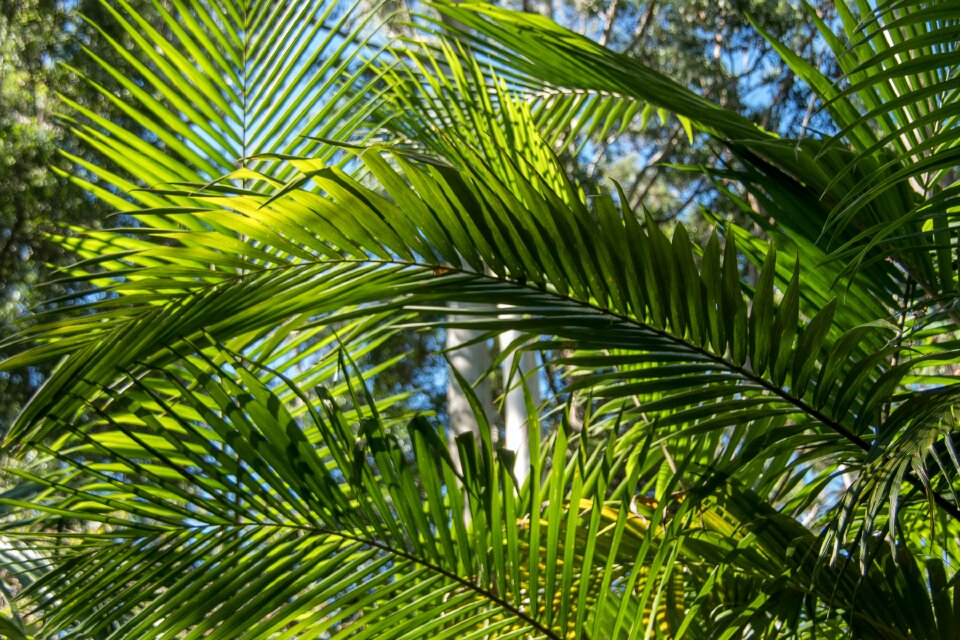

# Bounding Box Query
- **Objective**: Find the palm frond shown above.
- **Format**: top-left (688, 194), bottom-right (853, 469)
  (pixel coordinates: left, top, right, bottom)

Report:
top-left (427, 0), bottom-right (959, 315)
top-left (755, 0), bottom-right (960, 299)
top-left (60, 0), bottom-right (390, 219)
top-left (4, 351), bottom-right (659, 639)
top-left (8, 346), bottom-right (942, 638)
top-left (8, 125), bottom-right (960, 554)
top-left (4, 2), bottom-right (960, 635)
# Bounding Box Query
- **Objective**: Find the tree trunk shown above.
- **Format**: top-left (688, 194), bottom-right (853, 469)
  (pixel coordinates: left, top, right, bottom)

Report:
top-left (498, 330), bottom-right (540, 486)
top-left (445, 301), bottom-right (495, 474)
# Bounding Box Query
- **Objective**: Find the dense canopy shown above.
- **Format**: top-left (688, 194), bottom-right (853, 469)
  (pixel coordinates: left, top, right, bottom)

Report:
top-left (1, 0), bottom-right (959, 638)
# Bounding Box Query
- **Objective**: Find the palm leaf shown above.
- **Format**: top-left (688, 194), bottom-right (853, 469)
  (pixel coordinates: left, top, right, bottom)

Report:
top-left (426, 0), bottom-right (956, 314)
top-left (8, 126), bottom-right (959, 553)
top-left (58, 0), bottom-right (391, 222)
top-left (9, 346), bottom-right (942, 638)
top-left (4, 353), bottom-right (656, 639)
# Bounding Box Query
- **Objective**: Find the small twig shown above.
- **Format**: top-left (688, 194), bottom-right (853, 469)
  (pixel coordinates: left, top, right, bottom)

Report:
top-left (599, 0), bottom-right (620, 47)
top-left (622, 0), bottom-right (656, 56)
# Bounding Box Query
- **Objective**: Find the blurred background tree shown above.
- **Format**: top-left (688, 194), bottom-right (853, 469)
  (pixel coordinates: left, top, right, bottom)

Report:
top-left (0, 0), bottom-right (160, 432)
top-left (0, 0), bottom-right (93, 430)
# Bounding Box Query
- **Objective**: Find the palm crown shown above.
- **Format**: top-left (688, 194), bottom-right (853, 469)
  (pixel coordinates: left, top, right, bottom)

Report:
top-left (1, 0), bottom-right (959, 638)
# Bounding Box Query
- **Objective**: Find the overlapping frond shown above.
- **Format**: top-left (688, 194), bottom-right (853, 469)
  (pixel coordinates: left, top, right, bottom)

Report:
top-left (8, 121), bottom-right (960, 560)
top-left (0, 353), bottom-right (679, 638)
top-left (750, 0), bottom-right (960, 297)
top-left (6, 349), bottom-right (941, 639)
top-left (426, 0), bottom-right (959, 310)
top-left (60, 0), bottom-right (389, 219)
top-left (3, 0), bottom-right (960, 636)
top-left (6, 0), bottom-right (405, 458)
top-left (378, 39), bottom-right (576, 202)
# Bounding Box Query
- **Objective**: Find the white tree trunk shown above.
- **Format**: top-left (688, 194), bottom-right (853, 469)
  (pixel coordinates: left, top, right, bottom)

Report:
top-left (498, 327), bottom-right (540, 487)
top-left (445, 302), bottom-right (495, 474)
top-left (446, 303), bottom-right (539, 488)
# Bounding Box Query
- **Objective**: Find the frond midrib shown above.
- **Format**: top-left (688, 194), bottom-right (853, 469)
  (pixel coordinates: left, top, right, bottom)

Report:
top-left (45, 519), bottom-right (565, 640)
